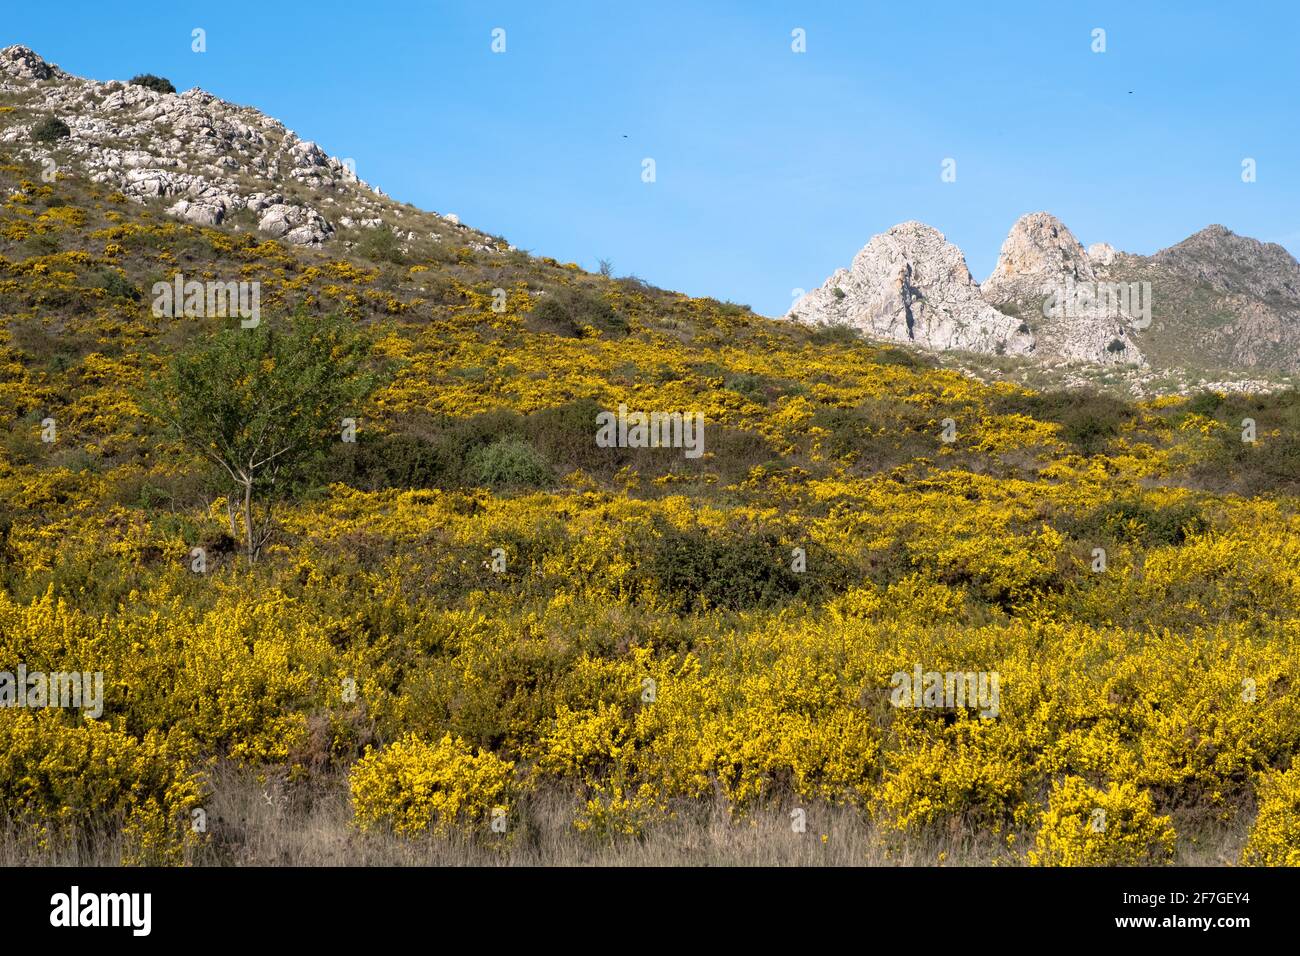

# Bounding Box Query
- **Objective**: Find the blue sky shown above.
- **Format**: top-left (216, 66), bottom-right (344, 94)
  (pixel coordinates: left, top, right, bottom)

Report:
top-left (8, 1), bottom-right (1299, 316)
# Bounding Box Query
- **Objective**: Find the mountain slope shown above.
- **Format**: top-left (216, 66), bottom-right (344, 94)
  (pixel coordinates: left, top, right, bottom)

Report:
top-left (1096, 228), bottom-right (1300, 375)
top-left (2, 44), bottom-right (1300, 869)
top-left (0, 44), bottom-right (492, 252)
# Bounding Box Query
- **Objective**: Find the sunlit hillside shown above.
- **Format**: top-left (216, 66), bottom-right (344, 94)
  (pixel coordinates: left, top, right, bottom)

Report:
top-left (2, 138), bottom-right (1299, 866)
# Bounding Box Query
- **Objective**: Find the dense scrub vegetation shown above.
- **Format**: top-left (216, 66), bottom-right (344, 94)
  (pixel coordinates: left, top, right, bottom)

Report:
top-left (0, 150), bottom-right (1298, 865)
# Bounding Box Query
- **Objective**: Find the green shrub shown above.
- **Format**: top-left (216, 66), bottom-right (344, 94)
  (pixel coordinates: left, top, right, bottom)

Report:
top-left (1183, 390), bottom-right (1225, 418)
top-left (696, 427), bottom-right (779, 482)
top-left (468, 437), bottom-right (554, 490)
top-left (334, 432), bottom-right (452, 489)
top-left (812, 397), bottom-right (934, 470)
top-left (996, 388), bottom-right (1135, 456)
top-left (354, 224), bottom-right (405, 264)
top-left (528, 287), bottom-right (628, 338)
top-left (808, 323), bottom-right (861, 346)
top-left (130, 74), bottom-right (176, 94)
top-left (1180, 390), bottom-right (1300, 495)
top-left (330, 410), bottom-right (545, 490)
top-left (93, 269), bottom-right (140, 301)
top-left (525, 397), bottom-right (609, 474)
top-left (647, 525), bottom-right (805, 612)
top-left (723, 372), bottom-right (769, 403)
top-left (31, 116), bottom-right (70, 144)
top-left (1067, 497), bottom-right (1207, 547)
top-left (871, 346), bottom-right (929, 368)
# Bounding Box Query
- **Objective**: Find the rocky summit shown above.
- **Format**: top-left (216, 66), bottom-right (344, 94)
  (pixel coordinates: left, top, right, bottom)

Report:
top-left (0, 45), bottom-right (482, 250)
top-left (981, 212), bottom-right (1142, 367)
top-left (1152, 224), bottom-right (1300, 303)
top-left (981, 211), bottom-right (1096, 303)
top-left (788, 221), bottom-right (1033, 357)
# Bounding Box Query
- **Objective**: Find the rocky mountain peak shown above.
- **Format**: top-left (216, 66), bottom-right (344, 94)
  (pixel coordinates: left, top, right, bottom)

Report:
top-left (787, 221), bottom-right (1034, 357)
top-left (0, 45), bottom-right (478, 249)
top-left (979, 213), bottom-right (1142, 367)
top-left (980, 212), bottom-right (1095, 304)
top-left (0, 45), bottom-right (60, 82)
top-left (1154, 225), bottom-right (1300, 304)
top-left (1086, 242), bottom-right (1118, 267)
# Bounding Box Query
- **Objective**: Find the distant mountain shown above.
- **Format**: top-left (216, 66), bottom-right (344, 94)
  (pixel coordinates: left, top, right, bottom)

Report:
top-left (1099, 227), bottom-right (1300, 375)
top-left (1153, 225), bottom-right (1300, 303)
top-left (792, 211), bottom-right (1300, 380)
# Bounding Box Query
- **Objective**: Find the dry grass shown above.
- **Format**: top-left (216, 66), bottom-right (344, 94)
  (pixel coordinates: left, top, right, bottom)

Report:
top-left (0, 763), bottom-right (1252, 867)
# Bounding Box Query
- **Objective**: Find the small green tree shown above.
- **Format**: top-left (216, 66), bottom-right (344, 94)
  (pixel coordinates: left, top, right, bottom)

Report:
top-left (145, 316), bottom-right (380, 563)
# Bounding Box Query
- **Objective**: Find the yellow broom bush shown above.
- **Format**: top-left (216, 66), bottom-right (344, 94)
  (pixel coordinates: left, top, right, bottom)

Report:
top-left (1241, 766), bottom-right (1300, 866)
top-left (349, 733), bottom-right (514, 836)
top-left (1029, 777), bottom-right (1176, 867)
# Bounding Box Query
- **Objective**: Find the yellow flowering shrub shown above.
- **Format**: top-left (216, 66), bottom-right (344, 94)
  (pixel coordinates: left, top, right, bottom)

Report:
top-left (1241, 766), bottom-right (1300, 866)
top-left (0, 711), bottom-right (201, 864)
top-left (350, 733), bottom-right (514, 835)
top-left (1029, 777), bottom-right (1176, 866)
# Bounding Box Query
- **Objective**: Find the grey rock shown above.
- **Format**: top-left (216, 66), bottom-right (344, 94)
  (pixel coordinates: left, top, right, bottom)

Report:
top-left (1087, 242), bottom-right (1118, 267)
top-left (982, 213), bottom-right (1143, 366)
top-left (789, 221), bottom-right (1034, 357)
top-left (167, 197), bottom-right (226, 226)
top-left (0, 45), bottom-right (56, 81)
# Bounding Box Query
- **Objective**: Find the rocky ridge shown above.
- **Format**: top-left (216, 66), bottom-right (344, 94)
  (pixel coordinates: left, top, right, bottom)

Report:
top-left (1152, 225), bottom-right (1300, 304)
top-left (793, 211), bottom-right (1300, 380)
top-left (791, 213), bottom-right (1144, 366)
top-left (0, 45), bottom-right (485, 250)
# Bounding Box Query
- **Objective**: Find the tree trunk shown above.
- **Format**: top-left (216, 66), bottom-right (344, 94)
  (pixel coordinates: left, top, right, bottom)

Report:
top-left (242, 479), bottom-right (257, 564)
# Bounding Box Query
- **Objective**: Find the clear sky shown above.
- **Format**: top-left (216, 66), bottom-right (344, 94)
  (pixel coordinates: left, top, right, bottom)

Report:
top-left (8, 1), bottom-right (1298, 316)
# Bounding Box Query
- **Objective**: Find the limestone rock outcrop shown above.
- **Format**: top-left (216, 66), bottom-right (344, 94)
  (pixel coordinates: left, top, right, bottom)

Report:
top-left (788, 221), bottom-right (1034, 356)
top-left (982, 213), bottom-right (1143, 366)
top-left (0, 44), bottom-right (480, 249)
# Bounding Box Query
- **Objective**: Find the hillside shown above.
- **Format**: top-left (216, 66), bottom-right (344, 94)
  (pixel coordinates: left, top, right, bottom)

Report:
top-left (2, 47), bottom-right (1300, 867)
